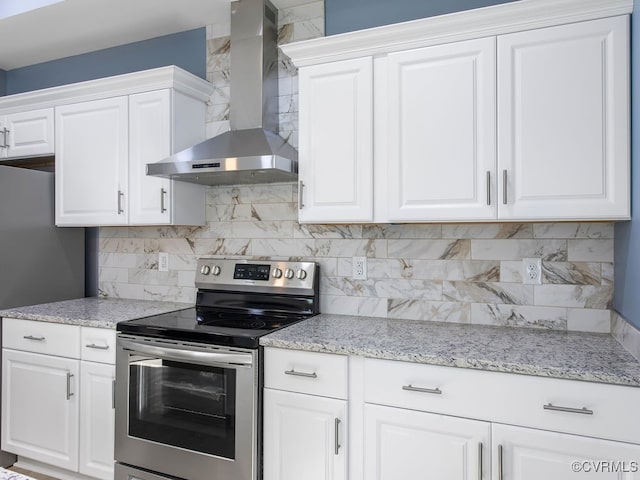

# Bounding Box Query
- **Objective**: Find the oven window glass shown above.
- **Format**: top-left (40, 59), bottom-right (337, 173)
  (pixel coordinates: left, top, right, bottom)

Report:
top-left (128, 357), bottom-right (236, 458)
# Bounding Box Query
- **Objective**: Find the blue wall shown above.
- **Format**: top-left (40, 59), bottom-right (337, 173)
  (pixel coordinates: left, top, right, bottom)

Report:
top-left (325, 0), bottom-right (517, 35)
top-left (5, 28), bottom-right (205, 95)
top-left (0, 69), bottom-right (6, 96)
top-left (614, 1), bottom-right (640, 328)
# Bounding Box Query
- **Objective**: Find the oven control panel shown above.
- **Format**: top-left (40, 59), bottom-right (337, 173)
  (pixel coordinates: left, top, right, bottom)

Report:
top-left (195, 258), bottom-right (317, 293)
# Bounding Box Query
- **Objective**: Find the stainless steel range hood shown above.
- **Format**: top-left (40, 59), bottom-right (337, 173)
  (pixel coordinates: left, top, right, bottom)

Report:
top-left (146, 0), bottom-right (297, 186)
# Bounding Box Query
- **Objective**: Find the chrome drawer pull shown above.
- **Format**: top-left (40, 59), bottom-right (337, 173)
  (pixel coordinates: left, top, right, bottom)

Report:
top-left (402, 384), bottom-right (442, 395)
top-left (284, 369), bottom-right (317, 379)
top-left (23, 335), bottom-right (45, 341)
top-left (160, 188), bottom-right (167, 213)
top-left (85, 343), bottom-right (110, 350)
top-left (66, 372), bottom-right (74, 400)
top-left (543, 403), bottom-right (593, 415)
top-left (486, 171), bottom-right (491, 205)
top-left (502, 169), bottom-right (508, 205)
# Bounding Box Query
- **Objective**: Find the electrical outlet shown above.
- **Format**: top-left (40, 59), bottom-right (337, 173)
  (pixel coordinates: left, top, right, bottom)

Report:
top-left (352, 256), bottom-right (367, 280)
top-left (522, 257), bottom-right (542, 285)
top-left (158, 252), bottom-right (169, 272)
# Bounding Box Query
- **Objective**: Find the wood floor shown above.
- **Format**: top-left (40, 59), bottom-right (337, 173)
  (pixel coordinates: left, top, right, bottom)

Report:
top-left (8, 466), bottom-right (59, 480)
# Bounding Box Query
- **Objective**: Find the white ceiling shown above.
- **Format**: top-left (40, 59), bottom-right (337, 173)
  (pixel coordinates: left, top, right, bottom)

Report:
top-left (0, 0), bottom-right (304, 70)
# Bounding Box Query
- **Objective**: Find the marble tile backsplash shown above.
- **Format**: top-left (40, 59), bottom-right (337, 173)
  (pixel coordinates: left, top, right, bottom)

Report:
top-left (98, 183), bottom-right (615, 334)
top-left (97, 1), bottom-right (615, 334)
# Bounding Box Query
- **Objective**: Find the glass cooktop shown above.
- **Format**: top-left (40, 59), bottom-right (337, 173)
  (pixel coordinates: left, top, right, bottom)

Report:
top-left (117, 307), bottom-right (311, 349)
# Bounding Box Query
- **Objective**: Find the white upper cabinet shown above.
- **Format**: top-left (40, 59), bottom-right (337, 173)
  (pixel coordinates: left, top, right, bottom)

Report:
top-left (55, 97), bottom-right (129, 226)
top-left (497, 16), bottom-right (630, 220)
top-left (383, 37), bottom-right (497, 221)
top-left (0, 66), bottom-right (212, 227)
top-left (0, 108), bottom-right (54, 159)
top-left (128, 89), bottom-right (206, 225)
top-left (298, 57), bottom-right (373, 223)
top-left (282, 0), bottom-right (631, 224)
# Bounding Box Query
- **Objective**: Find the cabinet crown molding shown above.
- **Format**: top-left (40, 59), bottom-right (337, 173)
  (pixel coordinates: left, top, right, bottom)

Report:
top-left (280, 0), bottom-right (633, 67)
top-left (0, 66), bottom-right (213, 114)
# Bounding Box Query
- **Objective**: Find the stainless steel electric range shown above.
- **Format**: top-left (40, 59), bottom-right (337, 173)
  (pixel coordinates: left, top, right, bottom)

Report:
top-left (114, 258), bottom-right (319, 480)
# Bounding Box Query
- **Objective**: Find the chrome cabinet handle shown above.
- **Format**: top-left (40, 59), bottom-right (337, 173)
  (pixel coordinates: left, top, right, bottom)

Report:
top-left (0, 128), bottom-right (5, 148)
top-left (502, 169), bottom-right (508, 205)
top-left (486, 171), bottom-right (491, 205)
top-left (160, 188), bottom-right (167, 213)
top-left (112, 379), bottom-right (116, 409)
top-left (298, 180), bottom-right (305, 210)
top-left (498, 444), bottom-right (503, 480)
top-left (284, 369), bottom-right (317, 379)
top-left (2, 128), bottom-right (9, 148)
top-left (66, 372), bottom-right (74, 400)
top-left (543, 403), bottom-right (593, 415)
top-left (23, 335), bottom-right (45, 341)
top-left (478, 443), bottom-right (483, 480)
top-left (117, 190), bottom-right (124, 214)
top-left (85, 343), bottom-right (109, 350)
top-left (402, 384), bottom-right (442, 395)
top-left (334, 418), bottom-right (341, 455)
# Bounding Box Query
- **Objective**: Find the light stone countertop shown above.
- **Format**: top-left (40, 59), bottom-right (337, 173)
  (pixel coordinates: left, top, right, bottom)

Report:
top-left (260, 314), bottom-right (640, 387)
top-left (0, 297), bottom-right (192, 329)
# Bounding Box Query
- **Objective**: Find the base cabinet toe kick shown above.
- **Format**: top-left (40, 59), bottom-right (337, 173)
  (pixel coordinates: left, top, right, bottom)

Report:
top-left (263, 347), bottom-right (640, 480)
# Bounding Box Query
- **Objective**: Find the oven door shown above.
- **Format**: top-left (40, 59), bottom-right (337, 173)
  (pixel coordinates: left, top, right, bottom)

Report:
top-left (115, 335), bottom-right (259, 480)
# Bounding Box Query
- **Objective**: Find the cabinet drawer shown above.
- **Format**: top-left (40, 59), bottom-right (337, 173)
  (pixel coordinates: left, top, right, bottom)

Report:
top-left (3, 318), bottom-right (80, 358)
top-left (364, 358), bottom-right (640, 444)
top-left (81, 327), bottom-right (116, 364)
top-left (264, 348), bottom-right (348, 399)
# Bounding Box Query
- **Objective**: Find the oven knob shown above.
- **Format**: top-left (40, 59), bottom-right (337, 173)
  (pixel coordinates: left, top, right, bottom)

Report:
top-left (212, 265), bottom-right (221, 276)
top-left (272, 268), bottom-right (283, 279)
top-left (284, 268), bottom-right (295, 279)
top-left (200, 265), bottom-right (211, 275)
top-left (296, 269), bottom-right (307, 280)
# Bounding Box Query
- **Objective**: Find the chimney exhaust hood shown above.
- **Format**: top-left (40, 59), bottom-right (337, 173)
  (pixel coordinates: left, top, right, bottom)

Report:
top-left (146, 0), bottom-right (297, 186)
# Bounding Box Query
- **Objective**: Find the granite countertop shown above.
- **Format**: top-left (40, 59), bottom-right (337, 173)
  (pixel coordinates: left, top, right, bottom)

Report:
top-left (0, 297), bottom-right (192, 329)
top-left (260, 314), bottom-right (640, 387)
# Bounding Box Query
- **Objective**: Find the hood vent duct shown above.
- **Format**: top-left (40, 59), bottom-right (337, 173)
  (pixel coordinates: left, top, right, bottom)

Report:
top-left (146, 0), bottom-right (297, 186)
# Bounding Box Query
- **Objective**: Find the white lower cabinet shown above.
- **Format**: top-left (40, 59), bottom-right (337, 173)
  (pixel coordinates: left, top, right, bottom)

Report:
top-left (364, 404), bottom-right (490, 480)
top-left (2, 318), bottom-right (115, 480)
top-left (263, 348), bottom-right (349, 480)
top-left (493, 424), bottom-right (640, 480)
top-left (79, 361), bottom-right (115, 480)
top-left (2, 349), bottom-right (79, 470)
top-left (263, 389), bottom-right (347, 480)
top-left (264, 348), bottom-right (640, 480)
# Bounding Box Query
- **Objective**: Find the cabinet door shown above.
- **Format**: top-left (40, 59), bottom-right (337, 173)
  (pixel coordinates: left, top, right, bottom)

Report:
top-left (364, 404), bottom-right (490, 480)
top-left (263, 389), bottom-right (347, 480)
top-left (384, 37), bottom-right (497, 222)
top-left (494, 424), bottom-right (640, 479)
top-left (3, 108), bottom-right (54, 159)
top-left (1, 349), bottom-right (79, 471)
top-left (79, 361), bottom-right (115, 480)
top-left (128, 90), bottom-right (172, 225)
top-left (298, 57), bottom-right (373, 223)
top-left (55, 97), bottom-right (129, 226)
top-left (497, 16), bottom-right (630, 220)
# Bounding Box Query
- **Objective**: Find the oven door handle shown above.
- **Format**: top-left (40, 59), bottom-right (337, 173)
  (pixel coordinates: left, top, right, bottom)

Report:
top-left (118, 339), bottom-right (253, 367)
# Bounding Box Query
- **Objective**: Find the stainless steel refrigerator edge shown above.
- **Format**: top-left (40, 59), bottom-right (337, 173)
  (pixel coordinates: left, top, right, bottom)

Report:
top-left (0, 165), bottom-right (85, 466)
